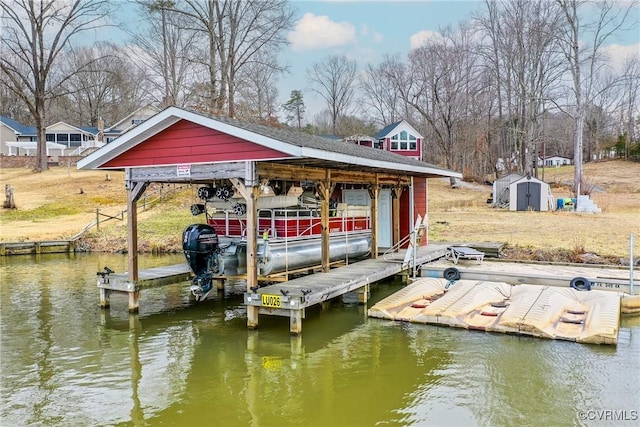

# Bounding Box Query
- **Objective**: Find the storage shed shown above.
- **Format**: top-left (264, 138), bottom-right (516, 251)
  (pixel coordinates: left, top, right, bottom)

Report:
top-left (508, 175), bottom-right (552, 211)
top-left (492, 173), bottom-right (524, 207)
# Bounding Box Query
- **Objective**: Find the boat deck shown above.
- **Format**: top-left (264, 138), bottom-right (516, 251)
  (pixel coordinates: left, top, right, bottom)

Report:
top-left (368, 277), bottom-right (621, 345)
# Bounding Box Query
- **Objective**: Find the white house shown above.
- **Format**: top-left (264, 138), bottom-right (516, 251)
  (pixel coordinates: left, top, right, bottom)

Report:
top-left (539, 155), bottom-right (571, 167)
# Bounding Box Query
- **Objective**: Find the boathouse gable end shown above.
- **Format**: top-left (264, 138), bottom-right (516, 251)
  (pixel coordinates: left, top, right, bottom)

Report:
top-left (102, 119), bottom-right (292, 168)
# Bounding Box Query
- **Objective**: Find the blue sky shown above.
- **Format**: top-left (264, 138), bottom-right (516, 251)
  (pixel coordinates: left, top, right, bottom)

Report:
top-left (281, 0), bottom-right (640, 119)
top-left (281, 1), bottom-right (486, 117)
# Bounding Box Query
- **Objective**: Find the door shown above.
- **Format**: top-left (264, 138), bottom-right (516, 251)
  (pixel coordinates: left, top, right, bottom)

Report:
top-left (377, 189), bottom-right (392, 248)
top-left (516, 182), bottom-right (541, 211)
top-left (342, 189), bottom-right (392, 249)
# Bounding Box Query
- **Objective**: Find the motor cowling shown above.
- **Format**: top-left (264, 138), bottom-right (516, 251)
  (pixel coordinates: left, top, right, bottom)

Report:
top-left (182, 224), bottom-right (223, 301)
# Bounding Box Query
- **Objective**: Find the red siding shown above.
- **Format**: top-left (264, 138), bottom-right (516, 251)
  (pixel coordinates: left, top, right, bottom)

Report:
top-left (103, 119), bottom-right (291, 167)
top-left (399, 178), bottom-right (429, 247)
top-left (414, 178), bottom-right (428, 246)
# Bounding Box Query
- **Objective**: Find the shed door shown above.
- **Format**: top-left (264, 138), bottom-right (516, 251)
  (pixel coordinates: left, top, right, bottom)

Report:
top-left (516, 182), bottom-right (541, 211)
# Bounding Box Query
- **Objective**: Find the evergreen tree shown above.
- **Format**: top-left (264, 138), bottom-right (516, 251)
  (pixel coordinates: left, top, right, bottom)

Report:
top-left (282, 90), bottom-right (305, 129)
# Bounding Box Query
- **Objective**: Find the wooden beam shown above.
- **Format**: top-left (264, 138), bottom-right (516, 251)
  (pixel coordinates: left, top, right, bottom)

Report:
top-left (128, 162), bottom-right (246, 183)
top-left (125, 175), bottom-right (149, 286)
top-left (315, 172), bottom-right (332, 273)
top-left (368, 178), bottom-right (380, 258)
top-left (392, 185), bottom-right (404, 247)
top-left (229, 168), bottom-right (261, 329)
top-left (258, 162), bottom-right (412, 186)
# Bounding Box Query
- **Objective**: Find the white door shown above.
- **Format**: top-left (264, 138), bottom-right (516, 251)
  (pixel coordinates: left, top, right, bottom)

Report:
top-left (342, 189), bottom-right (392, 249)
top-left (378, 189), bottom-right (392, 248)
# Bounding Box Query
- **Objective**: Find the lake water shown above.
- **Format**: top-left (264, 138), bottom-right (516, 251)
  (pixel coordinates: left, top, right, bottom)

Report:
top-left (1, 253), bottom-right (639, 427)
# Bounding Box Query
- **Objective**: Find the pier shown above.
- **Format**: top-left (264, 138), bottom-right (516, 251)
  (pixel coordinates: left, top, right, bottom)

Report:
top-left (0, 240), bottom-right (75, 256)
top-left (97, 263), bottom-right (193, 311)
top-left (243, 244), bottom-right (448, 333)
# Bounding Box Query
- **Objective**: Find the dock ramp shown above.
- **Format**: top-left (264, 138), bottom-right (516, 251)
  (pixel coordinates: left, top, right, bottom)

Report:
top-left (368, 278), bottom-right (620, 345)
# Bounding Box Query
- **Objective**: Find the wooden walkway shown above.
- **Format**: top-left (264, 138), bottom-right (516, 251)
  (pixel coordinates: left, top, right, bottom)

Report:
top-left (97, 263), bottom-right (193, 311)
top-left (244, 244), bottom-right (449, 333)
top-left (0, 240), bottom-right (75, 256)
top-left (95, 244), bottom-right (450, 327)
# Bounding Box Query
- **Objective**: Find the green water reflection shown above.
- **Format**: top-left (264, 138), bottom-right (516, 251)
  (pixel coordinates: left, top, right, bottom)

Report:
top-left (1, 253), bottom-right (638, 426)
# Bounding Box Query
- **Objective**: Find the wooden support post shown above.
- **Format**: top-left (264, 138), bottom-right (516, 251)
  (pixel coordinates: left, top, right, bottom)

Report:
top-left (321, 301), bottom-right (331, 311)
top-left (216, 278), bottom-right (225, 291)
top-left (358, 283), bottom-right (369, 304)
top-left (290, 309), bottom-right (303, 335)
top-left (128, 290), bottom-right (140, 313)
top-left (315, 173), bottom-right (333, 273)
top-left (290, 335), bottom-right (303, 356)
top-left (392, 185), bottom-right (403, 248)
top-left (126, 177), bottom-right (148, 284)
top-left (35, 242), bottom-right (41, 254)
top-left (368, 179), bottom-right (379, 258)
top-left (230, 164), bottom-right (260, 330)
top-left (99, 288), bottom-right (110, 308)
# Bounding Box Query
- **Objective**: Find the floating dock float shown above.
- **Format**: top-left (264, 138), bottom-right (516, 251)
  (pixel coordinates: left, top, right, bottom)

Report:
top-left (368, 278), bottom-right (621, 345)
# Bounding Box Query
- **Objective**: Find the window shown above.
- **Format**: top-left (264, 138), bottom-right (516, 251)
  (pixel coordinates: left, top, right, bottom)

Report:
top-left (390, 135), bottom-right (398, 150)
top-left (389, 130), bottom-right (419, 151)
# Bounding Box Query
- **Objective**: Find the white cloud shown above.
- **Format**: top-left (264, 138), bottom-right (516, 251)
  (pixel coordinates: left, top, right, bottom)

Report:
top-left (409, 30), bottom-right (442, 49)
top-left (360, 24), bottom-right (383, 43)
top-left (288, 13), bottom-right (356, 51)
top-left (603, 43), bottom-right (640, 71)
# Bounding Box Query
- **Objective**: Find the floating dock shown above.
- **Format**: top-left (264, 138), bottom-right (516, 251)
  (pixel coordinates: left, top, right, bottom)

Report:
top-left (368, 277), bottom-right (621, 345)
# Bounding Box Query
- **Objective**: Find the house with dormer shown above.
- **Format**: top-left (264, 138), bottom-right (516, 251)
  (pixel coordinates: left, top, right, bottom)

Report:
top-left (374, 120), bottom-right (423, 161)
top-left (343, 120), bottom-right (423, 161)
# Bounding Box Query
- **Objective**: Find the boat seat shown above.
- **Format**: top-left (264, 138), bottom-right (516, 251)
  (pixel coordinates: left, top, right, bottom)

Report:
top-left (446, 246), bottom-right (485, 264)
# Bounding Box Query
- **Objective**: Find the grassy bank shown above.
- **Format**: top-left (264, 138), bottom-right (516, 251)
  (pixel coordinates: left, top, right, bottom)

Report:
top-left (1, 160), bottom-right (638, 263)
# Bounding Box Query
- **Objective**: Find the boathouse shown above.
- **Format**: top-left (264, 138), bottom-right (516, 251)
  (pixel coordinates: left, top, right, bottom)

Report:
top-left (78, 107), bottom-right (461, 331)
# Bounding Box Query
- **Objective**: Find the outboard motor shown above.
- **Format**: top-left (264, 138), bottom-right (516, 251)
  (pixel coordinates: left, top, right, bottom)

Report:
top-left (182, 224), bottom-right (223, 301)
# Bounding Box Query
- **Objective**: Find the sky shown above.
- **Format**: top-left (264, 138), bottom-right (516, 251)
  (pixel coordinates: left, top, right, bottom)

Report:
top-left (279, 0), bottom-right (639, 120)
top-left (112, 0), bottom-right (640, 122)
top-left (280, 1), bottom-right (482, 118)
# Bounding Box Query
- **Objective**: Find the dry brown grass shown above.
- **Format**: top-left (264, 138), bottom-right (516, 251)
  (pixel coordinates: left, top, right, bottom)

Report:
top-left (0, 167), bottom-right (127, 241)
top-left (1, 160), bottom-right (638, 262)
top-left (429, 159), bottom-right (640, 262)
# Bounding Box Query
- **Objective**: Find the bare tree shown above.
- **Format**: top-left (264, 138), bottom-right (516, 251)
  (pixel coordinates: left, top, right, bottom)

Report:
top-left (308, 54), bottom-right (357, 135)
top-left (0, 0), bottom-right (113, 171)
top-left (360, 55), bottom-right (407, 126)
top-left (556, 0), bottom-right (637, 195)
top-left (235, 50), bottom-right (282, 124)
top-left (475, 0), bottom-right (564, 176)
top-left (164, 0), bottom-right (293, 117)
top-left (59, 43), bottom-right (135, 127)
top-left (131, 0), bottom-right (199, 108)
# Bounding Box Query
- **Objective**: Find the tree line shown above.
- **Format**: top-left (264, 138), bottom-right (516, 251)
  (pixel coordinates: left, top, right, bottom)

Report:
top-left (1, 0), bottom-right (638, 193)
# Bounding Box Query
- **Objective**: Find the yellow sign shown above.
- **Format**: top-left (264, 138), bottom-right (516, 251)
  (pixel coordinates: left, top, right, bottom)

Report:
top-left (261, 294), bottom-right (281, 308)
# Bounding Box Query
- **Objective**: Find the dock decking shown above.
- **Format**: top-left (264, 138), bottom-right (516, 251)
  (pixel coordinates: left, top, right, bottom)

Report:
top-left (244, 244), bottom-right (449, 333)
top-left (97, 263), bottom-right (193, 311)
top-left (96, 244), bottom-right (449, 323)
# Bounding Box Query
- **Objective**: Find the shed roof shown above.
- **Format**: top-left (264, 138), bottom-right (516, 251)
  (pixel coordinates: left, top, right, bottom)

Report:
top-left (78, 107), bottom-right (461, 179)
